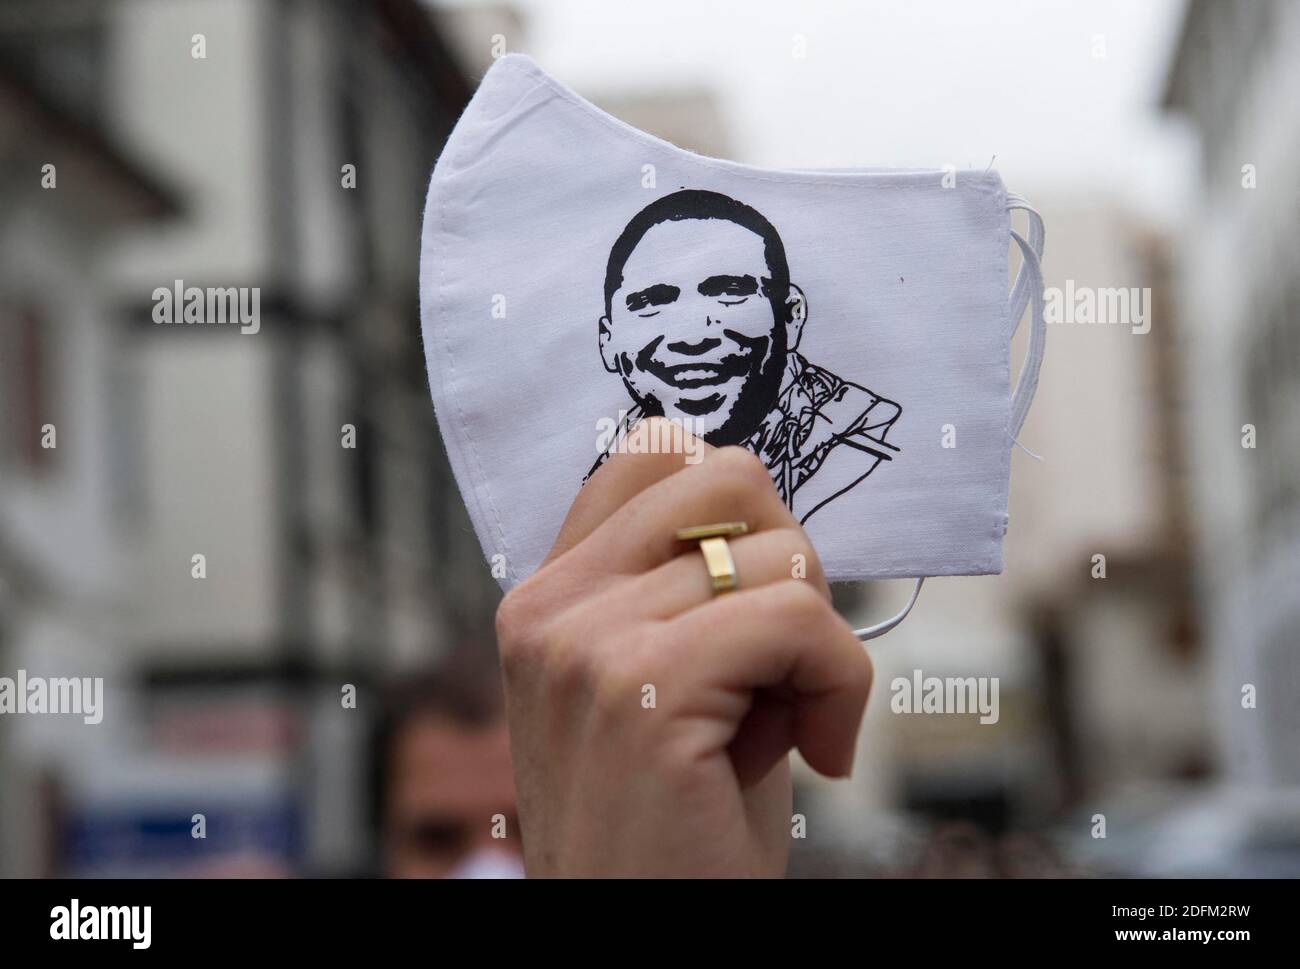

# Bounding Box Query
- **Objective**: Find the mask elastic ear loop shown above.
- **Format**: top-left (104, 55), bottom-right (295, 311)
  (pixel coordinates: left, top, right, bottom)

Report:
top-left (1007, 202), bottom-right (1046, 439)
top-left (1006, 196), bottom-right (1045, 341)
top-left (854, 577), bottom-right (925, 642)
top-left (853, 198), bottom-right (1043, 643)
top-left (854, 200), bottom-right (1044, 643)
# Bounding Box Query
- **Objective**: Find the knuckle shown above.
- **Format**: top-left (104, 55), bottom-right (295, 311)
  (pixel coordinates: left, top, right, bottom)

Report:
top-left (593, 631), bottom-right (660, 717)
top-left (546, 597), bottom-right (607, 674)
top-left (774, 526), bottom-right (820, 572)
top-left (778, 577), bottom-right (830, 626)
top-left (495, 571), bottom-right (567, 667)
top-left (502, 603), bottom-right (598, 701)
top-left (545, 615), bottom-right (595, 685)
top-left (494, 583), bottom-right (538, 658)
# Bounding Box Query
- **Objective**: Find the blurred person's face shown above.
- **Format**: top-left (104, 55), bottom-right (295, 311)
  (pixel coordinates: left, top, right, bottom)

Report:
top-left (384, 714), bottom-right (522, 878)
top-left (599, 218), bottom-right (799, 443)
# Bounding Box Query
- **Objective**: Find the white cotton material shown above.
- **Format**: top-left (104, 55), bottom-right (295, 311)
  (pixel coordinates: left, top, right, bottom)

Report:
top-left (421, 54), bottom-right (1045, 591)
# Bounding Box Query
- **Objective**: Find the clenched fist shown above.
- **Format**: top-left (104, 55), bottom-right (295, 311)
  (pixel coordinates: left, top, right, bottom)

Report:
top-left (495, 418), bottom-right (873, 876)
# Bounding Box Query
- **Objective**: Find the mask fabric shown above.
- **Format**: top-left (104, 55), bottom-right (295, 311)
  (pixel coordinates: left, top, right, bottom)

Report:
top-left (420, 54), bottom-right (1045, 635)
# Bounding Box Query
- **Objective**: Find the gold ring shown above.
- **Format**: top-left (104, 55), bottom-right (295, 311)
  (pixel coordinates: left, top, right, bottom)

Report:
top-left (674, 522), bottom-right (749, 595)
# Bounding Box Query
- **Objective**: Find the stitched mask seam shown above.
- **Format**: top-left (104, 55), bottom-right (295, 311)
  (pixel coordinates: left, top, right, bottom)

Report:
top-left (498, 56), bottom-right (999, 191)
top-left (434, 177), bottom-right (519, 587)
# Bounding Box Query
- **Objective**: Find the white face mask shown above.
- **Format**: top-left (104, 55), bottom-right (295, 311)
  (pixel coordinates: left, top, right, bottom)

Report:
top-left (420, 55), bottom-right (1045, 635)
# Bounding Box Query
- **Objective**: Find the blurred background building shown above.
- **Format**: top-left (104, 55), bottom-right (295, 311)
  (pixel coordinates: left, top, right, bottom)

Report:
top-left (1151, 0), bottom-right (1300, 875)
top-left (1, 0), bottom-right (1297, 877)
top-left (0, 0), bottom-right (496, 876)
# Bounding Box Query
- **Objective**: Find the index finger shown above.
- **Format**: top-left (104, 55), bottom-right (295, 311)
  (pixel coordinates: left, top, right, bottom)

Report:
top-left (544, 417), bottom-right (714, 565)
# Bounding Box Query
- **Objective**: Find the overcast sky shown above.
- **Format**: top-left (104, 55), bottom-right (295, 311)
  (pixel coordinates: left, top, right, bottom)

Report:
top-left (439, 0), bottom-right (1196, 224)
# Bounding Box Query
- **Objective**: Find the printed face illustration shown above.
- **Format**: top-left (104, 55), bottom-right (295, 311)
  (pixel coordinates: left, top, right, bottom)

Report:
top-left (586, 190), bottom-right (902, 522)
top-left (600, 200), bottom-right (806, 443)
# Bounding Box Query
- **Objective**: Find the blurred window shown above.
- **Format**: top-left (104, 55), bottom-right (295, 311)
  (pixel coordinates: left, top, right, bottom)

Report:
top-left (0, 303), bottom-right (53, 472)
top-left (0, 17), bottom-right (106, 126)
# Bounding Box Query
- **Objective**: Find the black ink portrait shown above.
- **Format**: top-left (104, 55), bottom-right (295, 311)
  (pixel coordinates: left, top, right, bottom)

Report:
top-left (587, 189), bottom-right (902, 524)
